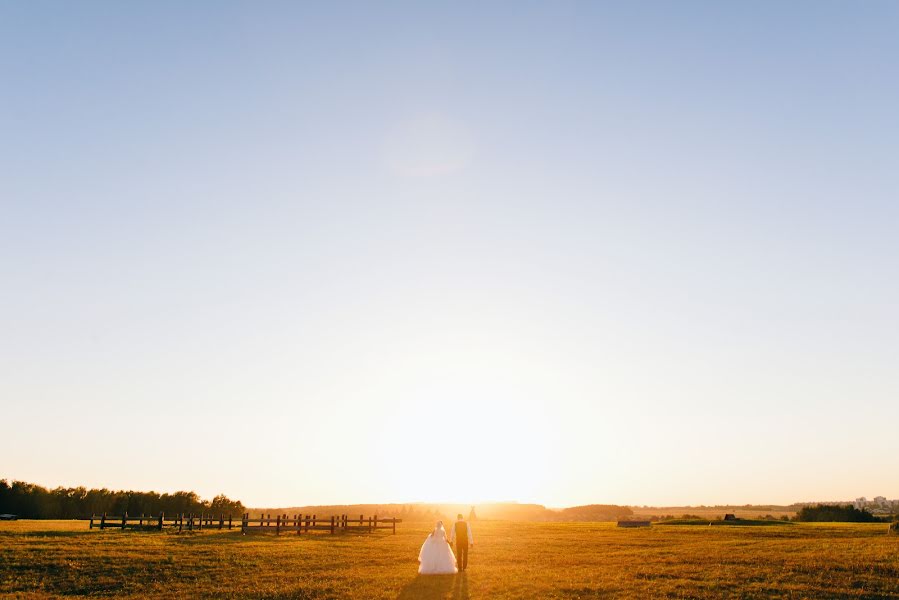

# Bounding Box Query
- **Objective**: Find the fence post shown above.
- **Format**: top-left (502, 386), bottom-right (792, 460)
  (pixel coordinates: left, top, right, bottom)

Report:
top-left (122, 512), bottom-right (127, 529)
top-left (276, 514), bottom-right (281, 535)
top-left (368, 516), bottom-right (372, 533)
top-left (159, 512), bottom-right (164, 531)
top-left (101, 512), bottom-right (107, 530)
top-left (330, 515), bottom-right (335, 534)
top-left (139, 514), bottom-right (143, 527)
top-left (374, 514), bottom-right (378, 531)
top-left (219, 513), bottom-right (223, 530)
top-left (228, 514), bottom-right (232, 530)
top-left (393, 517), bottom-right (396, 535)
top-left (360, 514), bottom-right (363, 530)
top-left (89, 515), bottom-right (94, 529)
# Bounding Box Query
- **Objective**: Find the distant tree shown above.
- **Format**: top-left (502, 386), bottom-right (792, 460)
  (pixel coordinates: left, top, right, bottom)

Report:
top-left (795, 504), bottom-right (883, 523)
top-left (209, 494), bottom-right (245, 516)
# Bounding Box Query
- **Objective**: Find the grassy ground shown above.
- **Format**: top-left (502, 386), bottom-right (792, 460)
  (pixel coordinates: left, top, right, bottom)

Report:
top-left (1, 519), bottom-right (898, 599)
top-left (630, 507), bottom-right (797, 520)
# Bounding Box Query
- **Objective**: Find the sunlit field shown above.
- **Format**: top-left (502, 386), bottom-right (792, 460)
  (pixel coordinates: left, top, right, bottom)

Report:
top-left (2, 520), bottom-right (898, 599)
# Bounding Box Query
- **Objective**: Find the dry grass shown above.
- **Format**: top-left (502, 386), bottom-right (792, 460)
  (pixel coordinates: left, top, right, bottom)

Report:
top-left (1, 519), bottom-right (898, 599)
top-left (629, 507), bottom-right (797, 520)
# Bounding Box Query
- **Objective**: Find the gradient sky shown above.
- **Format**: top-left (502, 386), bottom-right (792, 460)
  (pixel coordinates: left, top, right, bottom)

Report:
top-left (2, 1), bottom-right (898, 508)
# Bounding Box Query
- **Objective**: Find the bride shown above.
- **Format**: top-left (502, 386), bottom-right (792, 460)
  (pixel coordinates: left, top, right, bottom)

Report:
top-left (418, 521), bottom-right (458, 574)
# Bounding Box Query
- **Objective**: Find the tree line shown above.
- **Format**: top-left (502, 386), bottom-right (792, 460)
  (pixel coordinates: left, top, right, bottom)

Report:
top-left (0, 480), bottom-right (245, 519)
top-left (794, 504), bottom-right (886, 523)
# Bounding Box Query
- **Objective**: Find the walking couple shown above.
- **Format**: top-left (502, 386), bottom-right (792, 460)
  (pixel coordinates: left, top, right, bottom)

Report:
top-left (417, 514), bottom-right (474, 575)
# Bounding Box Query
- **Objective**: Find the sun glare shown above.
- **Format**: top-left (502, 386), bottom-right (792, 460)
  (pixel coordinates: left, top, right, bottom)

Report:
top-left (368, 383), bottom-right (559, 504)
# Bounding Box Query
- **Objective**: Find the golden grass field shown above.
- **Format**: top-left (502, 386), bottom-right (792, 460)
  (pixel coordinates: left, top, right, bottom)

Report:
top-left (2, 519), bottom-right (898, 599)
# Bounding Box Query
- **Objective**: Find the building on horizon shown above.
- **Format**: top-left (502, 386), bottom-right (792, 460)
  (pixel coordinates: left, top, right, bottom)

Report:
top-left (853, 496), bottom-right (898, 512)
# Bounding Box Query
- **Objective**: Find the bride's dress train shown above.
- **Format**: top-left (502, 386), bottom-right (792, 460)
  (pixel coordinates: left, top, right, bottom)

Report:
top-left (418, 521), bottom-right (458, 575)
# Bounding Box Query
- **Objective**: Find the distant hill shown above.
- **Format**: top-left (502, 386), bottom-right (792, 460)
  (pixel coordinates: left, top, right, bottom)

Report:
top-left (558, 504), bottom-right (633, 521)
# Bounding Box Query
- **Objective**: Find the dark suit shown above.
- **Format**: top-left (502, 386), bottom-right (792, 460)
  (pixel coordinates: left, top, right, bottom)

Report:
top-left (453, 520), bottom-right (470, 570)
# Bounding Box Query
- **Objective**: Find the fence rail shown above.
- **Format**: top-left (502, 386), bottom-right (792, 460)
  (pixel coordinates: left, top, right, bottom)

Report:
top-left (90, 512), bottom-right (237, 531)
top-left (241, 513), bottom-right (401, 535)
top-left (88, 512), bottom-right (401, 535)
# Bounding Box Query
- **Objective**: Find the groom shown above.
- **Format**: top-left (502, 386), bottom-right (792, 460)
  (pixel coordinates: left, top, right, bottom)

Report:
top-left (449, 513), bottom-right (474, 571)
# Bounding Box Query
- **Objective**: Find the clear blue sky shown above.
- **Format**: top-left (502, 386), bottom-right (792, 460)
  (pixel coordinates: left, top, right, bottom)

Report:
top-left (2, 1), bottom-right (898, 507)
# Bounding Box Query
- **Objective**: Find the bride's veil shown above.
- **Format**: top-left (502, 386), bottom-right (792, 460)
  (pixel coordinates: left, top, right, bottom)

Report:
top-left (420, 520), bottom-right (448, 563)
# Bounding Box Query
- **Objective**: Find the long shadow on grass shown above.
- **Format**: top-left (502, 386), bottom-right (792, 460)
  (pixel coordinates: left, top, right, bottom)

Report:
top-left (452, 574), bottom-right (469, 600)
top-left (165, 531), bottom-right (396, 546)
top-left (0, 530), bottom-right (92, 538)
top-left (397, 574), bottom-right (460, 600)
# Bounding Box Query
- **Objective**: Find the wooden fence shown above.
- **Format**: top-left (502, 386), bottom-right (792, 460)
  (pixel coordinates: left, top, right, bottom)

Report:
top-left (90, 512), bottom-right (237, 531)
top-left (88, 512), bottom-right (401, 535)
top-left (240, 513), bottom-right (401, 535)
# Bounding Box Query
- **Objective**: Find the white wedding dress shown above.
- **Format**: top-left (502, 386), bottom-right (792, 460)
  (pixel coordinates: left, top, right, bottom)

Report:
top-left (418, 521), bottom-right (458, 574)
